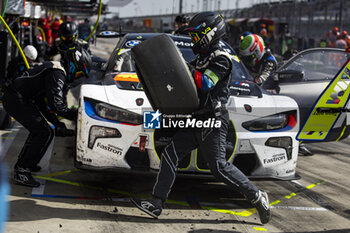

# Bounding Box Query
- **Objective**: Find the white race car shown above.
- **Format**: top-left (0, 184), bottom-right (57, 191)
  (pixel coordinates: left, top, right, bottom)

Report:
top-left (75, 33), bottom-right (300, 180)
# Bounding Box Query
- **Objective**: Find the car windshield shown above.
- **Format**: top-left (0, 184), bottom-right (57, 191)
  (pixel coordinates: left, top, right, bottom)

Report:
top-left (112, 38), bottom-right (253, 82)
top-left (280, 50), bottom-right (350, 81)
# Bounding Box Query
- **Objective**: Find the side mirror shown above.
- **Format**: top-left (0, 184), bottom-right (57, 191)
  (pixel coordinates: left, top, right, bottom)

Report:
top-left (277, 70), bottom-right (304, 83)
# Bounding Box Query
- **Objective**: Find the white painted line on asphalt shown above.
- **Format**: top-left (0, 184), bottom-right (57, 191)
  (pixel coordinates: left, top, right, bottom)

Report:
top-left (37, 137), bottom-right (55, 173)
top-left (0, 122), bottom-right (20, 160)
top-left (31, 136), bottom-right (55, 195)
top-left (31, 180), bottom-right (46, 195)
top-left (271, 206), bottom-right (329, 211)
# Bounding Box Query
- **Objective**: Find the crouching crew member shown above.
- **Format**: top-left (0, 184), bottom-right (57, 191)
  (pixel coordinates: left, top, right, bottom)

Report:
top-left (2, 47), bottom-right (91, 187)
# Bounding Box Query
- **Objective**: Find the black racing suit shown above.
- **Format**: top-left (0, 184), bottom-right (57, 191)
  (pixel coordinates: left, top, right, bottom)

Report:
top-left (47, 38), bottom-right (90, 82)
top-left (246, 50), bottom-right (277, 85)
top-left (152, 42), bottom-right (259, 202)
top-left (2, 61), bottom-right (76, 170)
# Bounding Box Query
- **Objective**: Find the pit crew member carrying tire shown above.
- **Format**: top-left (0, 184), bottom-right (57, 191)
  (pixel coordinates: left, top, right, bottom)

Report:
top-left (131, 12), bottom-right (271, 225)
top-left (1, 47), bottom-right (91, 188)
top-left (239, 34), bottom-right (277, 85)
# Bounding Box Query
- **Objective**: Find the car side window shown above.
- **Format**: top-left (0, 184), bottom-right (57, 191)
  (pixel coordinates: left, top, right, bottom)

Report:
top-left (113, 50), bottom-right (135, 72)
top-left (281, 50), bottom-right (350, 81)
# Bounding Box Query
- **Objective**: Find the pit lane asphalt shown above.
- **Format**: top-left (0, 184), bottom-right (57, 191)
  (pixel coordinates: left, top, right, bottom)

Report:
top-left (2, 120), bottom-right (350, 233)
top-left (1, 39), bottom-right (350, 233)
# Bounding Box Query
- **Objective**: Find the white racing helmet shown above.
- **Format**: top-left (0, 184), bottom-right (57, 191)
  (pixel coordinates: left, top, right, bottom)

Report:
top-left (23, 45), bottom-right (38, 61)
top-left (239, 34), bottom-right (266, 67)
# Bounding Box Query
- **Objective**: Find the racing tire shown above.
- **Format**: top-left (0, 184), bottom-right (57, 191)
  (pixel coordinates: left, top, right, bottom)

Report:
top-left (131, 34), bottom-right (199, 114)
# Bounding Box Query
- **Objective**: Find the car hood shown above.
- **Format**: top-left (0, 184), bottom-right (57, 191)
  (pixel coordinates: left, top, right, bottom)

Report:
top-left (103, 72), bottom-right (152, 113)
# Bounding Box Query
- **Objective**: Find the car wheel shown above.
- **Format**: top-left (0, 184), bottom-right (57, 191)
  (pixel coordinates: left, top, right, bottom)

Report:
top-left (131, 34), bottom-right (199, 114)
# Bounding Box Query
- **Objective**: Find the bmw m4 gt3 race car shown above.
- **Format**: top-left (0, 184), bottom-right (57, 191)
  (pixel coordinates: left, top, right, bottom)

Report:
top-left (75, 33), bottom-right (300, 180)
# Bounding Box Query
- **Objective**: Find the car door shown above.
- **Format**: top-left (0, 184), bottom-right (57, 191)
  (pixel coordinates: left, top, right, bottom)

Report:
top-left (274, 48), bottom-right (350, 141)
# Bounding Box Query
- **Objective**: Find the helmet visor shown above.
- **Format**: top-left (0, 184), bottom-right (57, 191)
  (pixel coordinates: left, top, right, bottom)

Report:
top-left (61, 34), bottom-right (76, 42)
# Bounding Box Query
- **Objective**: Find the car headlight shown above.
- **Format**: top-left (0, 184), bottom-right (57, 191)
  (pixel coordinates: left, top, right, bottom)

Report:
top-left (84, 97), bottom-right (143, 125)
top-left (94, 102), bottom-right (143, 125)
top-left (242, 111), bottom-right (296, 131)
top-left (88, 126), bottom-right (121, 149)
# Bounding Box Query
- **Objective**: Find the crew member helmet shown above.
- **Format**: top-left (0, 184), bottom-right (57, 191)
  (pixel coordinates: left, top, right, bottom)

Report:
top-left (240, 31), bottom-right (252, 41)
top-left (59, 21), bottom-right (78, 43)
top-left (175, 14), bottom-right (190, 24)
top-left (23, 45), bottom-right (38, 61)
top-left (239, 34), bottom-right (266, 67)
top-left (187, 11), bottom-right (226, 54)
top-left (341, 30), bottom-right (348, 38)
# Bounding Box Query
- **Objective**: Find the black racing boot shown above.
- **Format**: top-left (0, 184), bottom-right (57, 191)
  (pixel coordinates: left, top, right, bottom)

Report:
top-left (130, 196), bottom-right (163, 219)
top-left (251, 190), bottom-right (271, 224)
top-left (14, 166), bottom-right (40, 187)
top-left (15, 163), bottom-right (41, 173)
top-left (29, 165), bottom-right (42, 173)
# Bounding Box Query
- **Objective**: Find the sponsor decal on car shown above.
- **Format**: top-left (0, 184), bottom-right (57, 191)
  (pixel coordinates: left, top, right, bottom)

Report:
top-left (77, 155), bottom-right (92, 163)
top-left (174, 41), bottom-right (194, 47)
top-left (96, 142), bottom-right (123, 155)
top-left (263, 153), bottom-right (286, 164)
top-left (286, 169), bottom-right (295, 174)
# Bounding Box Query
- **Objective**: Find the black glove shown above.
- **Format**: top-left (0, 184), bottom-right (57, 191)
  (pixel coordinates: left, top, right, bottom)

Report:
top-left (55, 123), bottom-right (75, 137)
top-left (54, 122), bottom-right (68, 137)
top-left (186, 62), bottom-right (196, 77)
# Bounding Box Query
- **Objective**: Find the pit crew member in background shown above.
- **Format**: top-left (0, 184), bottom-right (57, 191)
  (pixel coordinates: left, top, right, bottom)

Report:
top-left (131, 12), bottom-right (271, 225)
top-left (239, 34), bottom-right (277, 85)
top-left (325, 27), bottom-right (340, 48)
top-left (47, 21), bottom-right (90, 66)
top-left (6, 45), bottom-right (38, 81)
top-left (50, 17), bottom-right (61, 43)
top-left (336, 34), bottom-right (348, 49)
top-left (173, 14), bottom-right (190, 35)
top-left (241, 35), bottom-right (312, 155)
top-left (1, 47), bottom-right (91, 188)
top-left (78, 18), bottom-right (92, 42)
